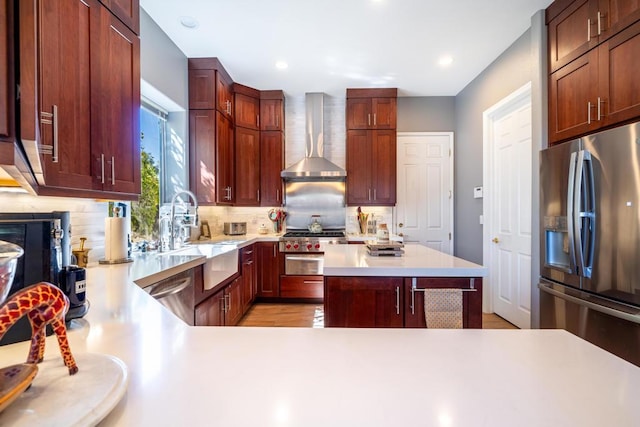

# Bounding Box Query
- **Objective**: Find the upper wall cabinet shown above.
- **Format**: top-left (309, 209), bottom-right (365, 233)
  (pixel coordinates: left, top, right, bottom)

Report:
top-left (188, 57), bottom-right (234, 121)
top-left (98, 0), bottom-right (139, 34)
top-left (18, 0), bottom-right (140, 198)
top-left (260, 91), bottom-right (284, 132)
top-left (346, 89), bottom-right (397, 130)
top-left (547, 0), bottom-right (640, 143)
top-left (234, 84), bottom-right (260, 130)
top-left (1, 0), bottom-right (12, 140)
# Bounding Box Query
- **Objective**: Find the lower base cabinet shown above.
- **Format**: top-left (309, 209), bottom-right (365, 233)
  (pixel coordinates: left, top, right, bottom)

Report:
top-left (280, 275), bottom-right (323, 299)
top-left (195, 290), bottom-right (225, 326)
top-left (324, 276), bottom-right (482, 328)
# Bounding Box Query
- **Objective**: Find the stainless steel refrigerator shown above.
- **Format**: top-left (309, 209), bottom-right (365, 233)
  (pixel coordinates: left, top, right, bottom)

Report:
top-left (540, 121), bottom-right (640, 366)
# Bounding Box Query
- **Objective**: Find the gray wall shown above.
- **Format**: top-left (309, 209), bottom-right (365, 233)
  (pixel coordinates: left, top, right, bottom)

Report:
top-left (453, 29), bottom-right (532, 264)
top-left (397, 97), bottom-right (456, 131)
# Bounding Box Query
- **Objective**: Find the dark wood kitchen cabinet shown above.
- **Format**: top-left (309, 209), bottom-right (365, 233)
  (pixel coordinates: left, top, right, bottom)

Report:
top-left (256, 241), bottom-right (281, 298)
top-left (234, 84), bottom-right (260, 130)
top-left (188, 58), bottom-right (234, 117)
top-left (225, 276), bottom-right (243, 326)
top-left (240, 245), bottom-right (257, 314)
top-left (216, 111), bottom-right (235, 204)
top-left (324, 276), bottom-right (404, 327)
top-left (195, 289), bottom-right (225, 326)
top-left (217, 71), bottom-right (234, 121)
top-left (548, 0), bottom-right (640, 73)
top-left (260, 92), bottom-right (284, 131)
top-left (404, 278), bottom-right (483, 328)
top-left (189, 110), bottom-right (216, 203)
top-left (1, 0), bottom-right (12, 140)
top-left (98, 0), bottom-right (139, 34)
top-left (346, 129), bottom-right (396, 205)
top-left (18, 0), bottom-right (140, 198)
top-left (547, 0), bottom-right (640, 143)
top-left (234, 127), bottom-right (260, 206)
top-left (346, 89), bottom-right (397, 130)
top-left (260, 131), bottom-right (285, 206)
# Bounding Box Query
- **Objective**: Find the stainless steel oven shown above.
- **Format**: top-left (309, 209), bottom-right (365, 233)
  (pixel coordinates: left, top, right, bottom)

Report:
top-left (284, 253), bottom-right (324, 275)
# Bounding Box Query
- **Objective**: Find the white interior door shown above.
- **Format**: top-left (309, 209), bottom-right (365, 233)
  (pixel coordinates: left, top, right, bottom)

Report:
top-left (483, 83), bottom-right (532, 329)
top-left (396, 132), bottom-right (453, 254)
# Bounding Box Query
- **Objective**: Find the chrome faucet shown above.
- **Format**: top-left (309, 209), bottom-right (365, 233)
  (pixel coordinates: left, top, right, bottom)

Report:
top-left (163, 190), bottom-right (199, 251)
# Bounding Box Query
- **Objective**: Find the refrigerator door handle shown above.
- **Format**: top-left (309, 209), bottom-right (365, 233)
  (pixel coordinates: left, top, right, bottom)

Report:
top-left (574, 150), bottom-right (596, 278)
top-left (539, 281), bottom-right (640, 325)
top-left (567, 151), bottom-right (578, 274)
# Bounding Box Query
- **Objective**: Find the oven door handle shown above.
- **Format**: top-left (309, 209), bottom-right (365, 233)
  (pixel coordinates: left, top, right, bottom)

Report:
top-left (147, 278), bottom-right (192, 300)
top-left (285, 255), bottom-right (324, 261)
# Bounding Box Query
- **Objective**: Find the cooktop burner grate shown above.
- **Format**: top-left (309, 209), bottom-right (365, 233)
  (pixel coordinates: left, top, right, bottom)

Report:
top-left (282, 230), bottom-right (346, 239)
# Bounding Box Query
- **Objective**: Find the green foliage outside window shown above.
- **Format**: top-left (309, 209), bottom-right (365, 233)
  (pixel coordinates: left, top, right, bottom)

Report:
top-left (131, 149), bottom-right (160, 241)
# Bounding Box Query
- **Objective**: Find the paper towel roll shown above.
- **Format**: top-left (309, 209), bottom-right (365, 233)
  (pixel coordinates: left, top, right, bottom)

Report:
top-left (104, 217), bottom-right (128, 261)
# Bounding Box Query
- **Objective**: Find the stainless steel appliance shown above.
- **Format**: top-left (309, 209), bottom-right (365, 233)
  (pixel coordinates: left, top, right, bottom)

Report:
top-left (280, 231), bottom-right (347, 276)
top-left (223, 222), bottom-right (246, 235)
top-left (144, 268), bottom-right (195, 325)
top-left (0, 211), bottom-right (88, 345)
top-left (539, 121), bottom-right (640, 366)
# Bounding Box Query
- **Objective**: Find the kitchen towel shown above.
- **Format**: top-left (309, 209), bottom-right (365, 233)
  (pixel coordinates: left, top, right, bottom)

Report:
top-left (104, 217), bottom-right (128, 261)
top-left (423, 288), bottom-right (463, 329)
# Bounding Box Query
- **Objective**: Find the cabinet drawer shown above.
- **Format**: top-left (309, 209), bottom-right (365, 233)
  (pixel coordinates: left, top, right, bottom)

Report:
top-left (280, 275), bottom-right (323, 298)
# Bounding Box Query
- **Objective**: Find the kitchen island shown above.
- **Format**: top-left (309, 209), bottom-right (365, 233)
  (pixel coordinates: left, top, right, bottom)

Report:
top-left (0, 246), bottom-right (639, 426)
top-left (323, 243), bottom-right (488, 328)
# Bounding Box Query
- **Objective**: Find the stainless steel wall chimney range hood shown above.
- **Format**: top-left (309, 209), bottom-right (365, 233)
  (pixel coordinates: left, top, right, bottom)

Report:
top-left (281, 93), bottom-right (346, 180)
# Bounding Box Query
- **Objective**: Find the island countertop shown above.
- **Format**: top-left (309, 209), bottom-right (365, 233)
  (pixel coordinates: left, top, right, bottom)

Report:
top-left (0, 246), bottom-right (638, 426)
top-left (323, 243), bottom-right (488, 277)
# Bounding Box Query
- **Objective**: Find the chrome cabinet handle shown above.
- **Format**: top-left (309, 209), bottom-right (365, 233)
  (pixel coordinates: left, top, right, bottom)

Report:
top-left (587, 101), bottom-right (592, 124)
top-left (111, 156), bottom-right (115, 185)
top-left (368, 113), bottom-right (371, 127)
top-left (368, 188), bottom-right (371, 201)
top-left (257, 114), bottom-right (260, 127)
top-left (373, 113), bottom-right (377, 126)
top-left (273, 244), bottom-right (276, 257)
top-left (597, 97), bottom-right (602, 121)
top-left (100, 154), bottom-right (105, 184)
top-left (39, 105), bottom-right (59, 163)
top-left (257, 189), bottom-right (260, 202)
top-left (597, 11), bottom-right (602, 35)
top-left (410, 278), bottom-right (416, 315)
top-left (395, 286), bottom-right (400, 315)
top-left (587, 18), bottom-right (591, 41)
top-left (276, 189), bottom-right (280, 202)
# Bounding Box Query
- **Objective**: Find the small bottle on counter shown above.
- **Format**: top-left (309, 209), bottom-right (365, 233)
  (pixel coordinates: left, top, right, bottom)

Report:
top-left (376, 223), bottom-right (389, 242)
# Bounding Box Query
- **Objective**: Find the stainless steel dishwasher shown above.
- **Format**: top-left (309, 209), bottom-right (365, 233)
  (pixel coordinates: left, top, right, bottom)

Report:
top-left (144, 268), bottom-right (195, 325)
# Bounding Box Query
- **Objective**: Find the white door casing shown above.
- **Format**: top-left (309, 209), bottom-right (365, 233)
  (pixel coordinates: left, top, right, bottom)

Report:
top-left (483, 82), bottom-right (532, 329)
top-left (396, 132), bottom-right (453, 254)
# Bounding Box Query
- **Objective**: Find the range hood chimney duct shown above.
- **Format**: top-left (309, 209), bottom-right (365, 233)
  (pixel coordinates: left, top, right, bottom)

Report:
top-left (281, 93), bottom-right (346, 180)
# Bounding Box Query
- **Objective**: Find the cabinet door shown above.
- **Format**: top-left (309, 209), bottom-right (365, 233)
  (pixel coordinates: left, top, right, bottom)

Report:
top-left (189, 69), bottom-right (215, 110)
top-left (346, 98), bottom-right (371, 129)
top-left (99, 10), bottom-right (140, 195)
top-left (404, 278), bottom-right (483, 328)
top-left (256, 242), bottom-right (280, 297)
top-left (99, 0), bottom-right (139, 34)
top-left (189, 110), bottom-right (216, 204)
top-left (324, 277), bottom-right (403, 327)
top-left (195, 290), bottom-right (225, 326)
top-left (241, 245), bottom-right (256, 313)
top-left (260, 131), bottom-right (284, 206)
top-left (225, 277), bottom-right (243, 326)
top-left (599, 19), bottom-right (640, 127)
top-left (599, 0), bottom-right (640, 42)
top-left (280, 275), bottom-right (323, 299)
top-left (0, 0), bottom-right (10, 138)
top-left (216, 111), bottom-right (234, 204)
top-left (216, 72), bottom-right (233, 119)
top-left (234, 93), bottom-right (259, 130)
top-left (549, 49), bottom-right (599, 144)
top-left (371, 130), bottom-right (396, 205)
top-left (346, 129), bottom-right (372, 205)
top-left (234, 127), bottom-right (260, 206)
top-left (371, 98), bottom-right (397, 129)
top-left (548, 0), bottom-right (598, 73)
top-left (37, 0), bottom-right (97, 190)
top-left (260, 99), bottom-right (283, 131)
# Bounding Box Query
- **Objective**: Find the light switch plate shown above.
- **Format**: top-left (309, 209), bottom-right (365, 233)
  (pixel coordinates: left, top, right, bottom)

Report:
top-left (473, 186), bottom-right (483, 199)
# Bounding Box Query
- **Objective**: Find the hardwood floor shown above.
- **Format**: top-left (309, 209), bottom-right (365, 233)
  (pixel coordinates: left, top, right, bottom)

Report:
top-left (238, 303), bottom-right (518, 329)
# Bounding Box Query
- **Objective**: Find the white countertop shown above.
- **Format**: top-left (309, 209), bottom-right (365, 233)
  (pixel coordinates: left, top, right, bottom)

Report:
top-left (324, 243), bottom-right (488, 277)
top-left (0, 241), bottom-right (638, 426)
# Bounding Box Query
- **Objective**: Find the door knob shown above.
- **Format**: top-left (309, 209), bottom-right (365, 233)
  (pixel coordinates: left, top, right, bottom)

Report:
top-left (398, 233), bottom-right (404, 237)
top-left (398, 223), bottom-right (404, 228)
top-left (492, 237), bottom-right (499, 244)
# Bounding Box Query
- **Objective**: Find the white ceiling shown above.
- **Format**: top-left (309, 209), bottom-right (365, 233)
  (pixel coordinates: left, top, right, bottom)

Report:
top-left (140, 0), bottom-right (553, 97)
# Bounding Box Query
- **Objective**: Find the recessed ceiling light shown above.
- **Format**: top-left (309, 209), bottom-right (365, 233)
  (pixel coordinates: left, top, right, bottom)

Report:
top-left (180, 16), bottom-right (199, 29)
top-left (438, 55), bottom-right (454, 67)
top-left (275, 61), bottom-right (289, 70)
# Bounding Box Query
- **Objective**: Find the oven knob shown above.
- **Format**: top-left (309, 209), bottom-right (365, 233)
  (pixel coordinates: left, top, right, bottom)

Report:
top-left (314, 243), bottom-right (321, 249)
top-left (293, 243), bottom-right (299, 249)
top-left (306, 243), bottom-right (313, 250)
top-left (285, 243), bottom-right (292, 250)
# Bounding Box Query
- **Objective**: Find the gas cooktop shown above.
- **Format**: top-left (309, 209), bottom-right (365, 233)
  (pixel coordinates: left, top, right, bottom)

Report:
top-left (282, 230), bottom-right (346, 239)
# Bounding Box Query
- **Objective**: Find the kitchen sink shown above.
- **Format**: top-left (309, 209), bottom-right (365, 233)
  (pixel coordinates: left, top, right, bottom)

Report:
top-left (158, 244), bottom-right (239, 290)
